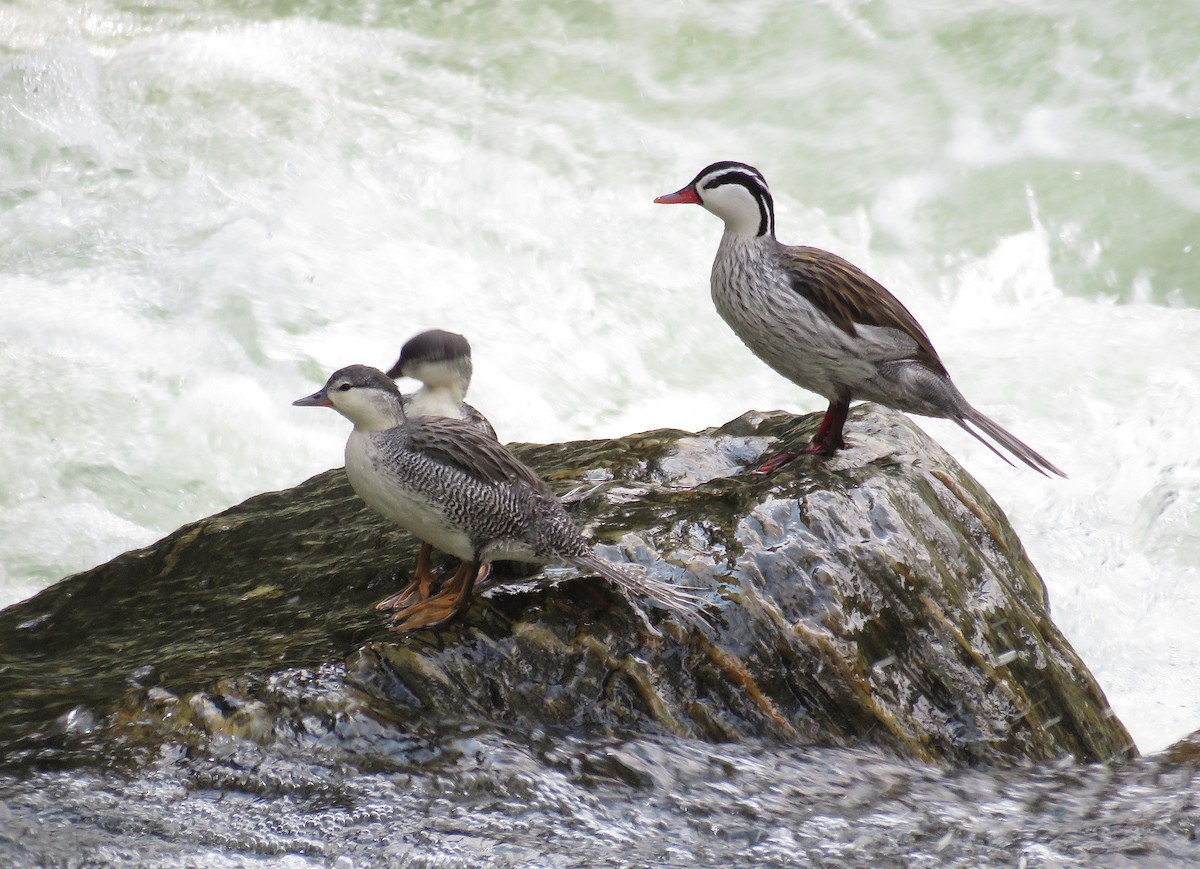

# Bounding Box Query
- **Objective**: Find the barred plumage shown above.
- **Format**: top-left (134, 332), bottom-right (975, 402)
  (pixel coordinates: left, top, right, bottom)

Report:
top-left (295, 365), bottom-right (706, 630)
top-left (656, 161), bottom-right (1065, 477)
top-left (377, 329), bottom-right (498, 614)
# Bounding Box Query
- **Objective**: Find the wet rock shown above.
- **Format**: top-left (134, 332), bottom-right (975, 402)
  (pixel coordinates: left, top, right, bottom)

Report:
top-left (1164, 730), bottom-right (1200, 765)
top-left (0, 406), bottom-right (1134, 767)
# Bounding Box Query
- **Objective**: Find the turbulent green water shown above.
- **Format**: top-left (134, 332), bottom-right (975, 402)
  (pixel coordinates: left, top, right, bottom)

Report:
top-left (1, 0), bottom-right (1199, 861)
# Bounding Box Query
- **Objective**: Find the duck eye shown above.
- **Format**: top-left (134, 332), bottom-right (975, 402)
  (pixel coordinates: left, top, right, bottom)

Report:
top-left (337, 383), bottom-right (352, 392)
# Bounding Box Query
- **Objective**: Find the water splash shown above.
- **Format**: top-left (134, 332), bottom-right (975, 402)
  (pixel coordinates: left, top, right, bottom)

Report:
top-left (0, 0), bottom-right (1197, 752)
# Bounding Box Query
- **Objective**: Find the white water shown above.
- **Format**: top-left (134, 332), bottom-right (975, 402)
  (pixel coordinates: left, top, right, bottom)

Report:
top-left (1, 0), bottom-right (1196, 753)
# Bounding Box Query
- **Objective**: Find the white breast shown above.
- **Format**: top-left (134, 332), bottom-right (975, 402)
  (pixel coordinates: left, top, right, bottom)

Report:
top-left (406, 388), bottom-right (466, 421)
top-left (343, 431), bottom-right (476, 561)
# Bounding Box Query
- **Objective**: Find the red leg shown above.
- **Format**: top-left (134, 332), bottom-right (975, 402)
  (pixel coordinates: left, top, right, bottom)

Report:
top-left (750, 449), bottom-right (804, 475)
top-left (804, 398), bottom-right (849, 456)
top-left (751, 398), bottom-right (850, 474)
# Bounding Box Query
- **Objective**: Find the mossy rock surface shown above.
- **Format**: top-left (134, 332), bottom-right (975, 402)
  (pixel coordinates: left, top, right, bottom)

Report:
top-left (0, 406), bottom-right (1134, 768)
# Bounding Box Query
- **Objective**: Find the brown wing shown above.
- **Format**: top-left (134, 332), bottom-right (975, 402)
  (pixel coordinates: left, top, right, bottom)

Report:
top-left (407, 415), bottom-right (552, 495)
top-left (781, 244), bottom-right (947, 375)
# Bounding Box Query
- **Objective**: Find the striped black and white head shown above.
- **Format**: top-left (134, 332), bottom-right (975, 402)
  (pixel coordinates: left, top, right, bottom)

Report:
top-left (655, 161), bottom-right (775, 238)
top-left (386, 329), bottom-right (473, 398)
top-left (293, 364), bottom-right (406, 432)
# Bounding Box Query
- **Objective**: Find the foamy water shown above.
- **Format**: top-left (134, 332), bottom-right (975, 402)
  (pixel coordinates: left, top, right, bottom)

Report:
top-left (1, 0), bottom-right (1196, 753)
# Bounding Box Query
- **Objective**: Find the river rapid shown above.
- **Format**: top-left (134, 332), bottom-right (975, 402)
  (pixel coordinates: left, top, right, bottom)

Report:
top-left (1, 1), bottom-right (1198, 864)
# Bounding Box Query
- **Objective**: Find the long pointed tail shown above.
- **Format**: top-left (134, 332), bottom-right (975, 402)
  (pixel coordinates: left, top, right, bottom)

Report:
top-left (567, 553), bottom-right (711, 624)
top-left (956, 406), bottom-right (1066, 478)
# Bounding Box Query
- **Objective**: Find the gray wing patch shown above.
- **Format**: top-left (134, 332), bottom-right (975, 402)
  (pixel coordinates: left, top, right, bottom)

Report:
top-left (407, 416), bottom-right (551, 495)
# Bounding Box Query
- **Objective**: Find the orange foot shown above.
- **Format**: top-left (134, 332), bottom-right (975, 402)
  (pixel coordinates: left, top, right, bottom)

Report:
top-left (376, 542), bottom-right (438, 611)
top-left (390, 559), bottom-right (485, 633)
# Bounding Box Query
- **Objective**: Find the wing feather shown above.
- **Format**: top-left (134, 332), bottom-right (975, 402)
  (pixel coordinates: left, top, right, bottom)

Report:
top-left (406, 416), bottom-right (551, 495)
top-left (781, 244), bottom-right (947, 376)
